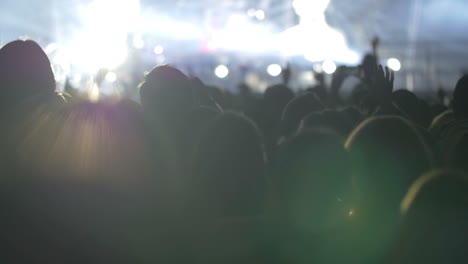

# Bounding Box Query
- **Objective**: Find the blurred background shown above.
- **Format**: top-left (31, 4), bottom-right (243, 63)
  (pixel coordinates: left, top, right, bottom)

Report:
top-left (1, 0), bottom-right (468, 99)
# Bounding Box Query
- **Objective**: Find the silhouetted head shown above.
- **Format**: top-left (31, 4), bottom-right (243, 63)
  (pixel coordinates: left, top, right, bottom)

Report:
top-left (139, 65), bottom-right (193, 122)
top-left (430, 103), bottom-right (448, 120)
top-left (280, 92), bottom-right (324, 139)
top-left (300, 109), bottom-right (359, 136)
top-left (452, 74), bottom-right (468, 119)
top-left (392, 90), bottom-right (432, 127)
top-left (271, 129), bottom-right (351, 233)
top-left (263, 84), bottom-right (294, 113)
top-left (388, 170), bottom-right (468, 264)
top-left (261, 84), bottom-right (294, 137)
top-left (429, 109), bottom-right (455, 139)
top-left (190, 112), bottom-right (266, 217)
top-left (446, 128), bottom-right (468, 171)
top-left (186, 105), bottom-right (220, 151)
top-left (345, 116), bottom-right (434, 215)
top-left (0, 40), bottom-right (55, 109)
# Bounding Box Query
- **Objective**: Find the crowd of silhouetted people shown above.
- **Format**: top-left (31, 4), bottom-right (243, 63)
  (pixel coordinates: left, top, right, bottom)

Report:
top-left (0, 38), bottom-right (467, 264)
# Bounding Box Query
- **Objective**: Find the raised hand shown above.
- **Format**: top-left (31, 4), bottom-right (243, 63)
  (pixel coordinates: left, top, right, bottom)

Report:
top-left (282, 62), bottom-right (291, 85)
top-left (372, 65), bottom-right (394, 104)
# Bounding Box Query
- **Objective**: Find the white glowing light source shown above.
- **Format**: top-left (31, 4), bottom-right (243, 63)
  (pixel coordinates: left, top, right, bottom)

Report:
top-left (133, 36), bottom-right (145, 49)
top-left (89, 83), bottom-right (100, 102)
top-left (279, 0), bottom-right (359, 64)
top-left (45, 43), bottom-right (58, 54)
top-left (255, 10), bottom-right (265, 20)
top-left (247, 8), bottom-right (256, 17)
top-left (322, 60), bottom-right (336, 74)
top-left (215, 65), bottom-right (229, 79)
top-left (153, 45), bottom-right (164, 55)
top-left (387, 58), bottom-right (401, 71)
top-left (212, 15), bottom-right (273, 52)
top-left (69, 0), bottom-right (140, 71)
top-left (267, 64), bottom-right (282, 77)
top-left (105, 71), bottom-right (117, 83)
top-left (313, 63), bottom-right (323, 73)
top-left (292, 0), bottom-right (330, 17)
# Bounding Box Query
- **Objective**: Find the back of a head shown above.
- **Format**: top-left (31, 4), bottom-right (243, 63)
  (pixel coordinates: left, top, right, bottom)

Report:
top-left (0, 40), bottom-right (55, 109)
top-left (280, 92), bottom-right (324, 139)
top-left (452, 74), bottom-right (468, 119)
top-left (392, 90), bottom-right (432, 128)
top-left (139, 65), bottom-right (193, 119)
top-left (300, 109), bottom-right (356, 136)
top-left (190, 112), bottom-right (266, 217)
top-left (388, 170), bottom-right (468, 264)
top-left (345, 116), bottom-right (434, 213)
top-left (447, 129), bottom-right (468, 171)
top-left (263, 84), bottom-right (294, 111)
top-left (271, 129), bottom-right (351, 233)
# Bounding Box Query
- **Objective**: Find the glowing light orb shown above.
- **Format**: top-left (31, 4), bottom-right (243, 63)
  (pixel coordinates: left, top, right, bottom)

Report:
top-left (322, 60), bottom-right (336, 74)
top-left (133, 36), bottom-right (145, 49)
top-left (313, 63), bottom-right (323, 73)
top-left (267, 64), bottom-right (282, 77)
top-left (215, 65), bottom-right (229, 78)
top-left (387, 58), bottom-right (401, 71)
top-left (153, 45), bottom-right (164, 55)
top-left (255, 10), bottom-right (265, 20)
top-left (105, 72), bottom-right (117, 83)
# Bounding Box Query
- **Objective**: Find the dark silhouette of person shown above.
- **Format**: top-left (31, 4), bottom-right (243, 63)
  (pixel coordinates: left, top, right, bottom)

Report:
top-left (0, 39), bottom-right (68, 178)
top-left (387, 170), bottom-right (468, 264)
top-left (269, 129), bottom-right (354, 264)
top-left (392, 89), bottom-right (432, 128)
top-left (140, 65), bottom-right (193, 126)
top-left (279, 92), bottom-right (324, 142)
top-left (345, 116), bottom-right (435, 264)
top-left (139, 65), bottom-right (195, 181)
top-left (451, 74), bottom-right (468, 120)
top-left (299, 107), bottom-right (363, 137)
top-left (0, 40), bottom-right (56, 112)
top-left (260, 84), bottom-right (295, 151)
top-left (177, 112), bottom-right (268, 264)
top-left (188, 111), bottom-right (266, 217)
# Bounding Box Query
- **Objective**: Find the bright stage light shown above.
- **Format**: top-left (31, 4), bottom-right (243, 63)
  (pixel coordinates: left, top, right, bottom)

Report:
top-left (313, 63), bottom-right (323, 73)
top-left (212, 14), bottom-right (274, 52)
top-left (133, 36), bottom-right (145, 49)
top-left (247, 9), bottom-right (256, 17)
top-left (215, 65), bottom-right (229, 79)
top-left (67, 0), bottom-right (140, 72)
top-left (279, 0), bottom-right (359, 64)
top-left (267, 64), bottom-right (282, 77)
top-left (322, 60), bottom-right (336, 74)
top-left (105, 72), bottom-right (117, 83)
top-left (292, 0), bottom-right (330, 18)
top-left (89, 83), bottom-right (100, 102)
top-left (153, 45), bottom-right (164, 55)
top-left (45, 43), bottom-right (58, 54)
top-left (255, 10), bottom-right (265, 20)
top-left (387, 58), bottom-right (401, 71)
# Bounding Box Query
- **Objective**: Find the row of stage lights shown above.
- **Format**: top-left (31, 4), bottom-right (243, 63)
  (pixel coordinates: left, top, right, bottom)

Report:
top-left (213, 57), bottom-right (401, 79)
top-left (44, 39), bottom-right (401, 83)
